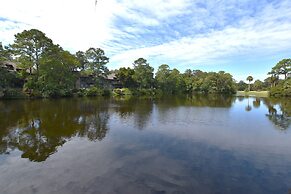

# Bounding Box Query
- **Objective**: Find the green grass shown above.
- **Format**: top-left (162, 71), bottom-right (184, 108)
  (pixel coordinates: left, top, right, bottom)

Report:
top-left (236, 91), bottom-right (269, 98)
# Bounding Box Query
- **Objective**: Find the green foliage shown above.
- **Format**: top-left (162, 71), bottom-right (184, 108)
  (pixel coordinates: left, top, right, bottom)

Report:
top-left (77, 87), bottom-right (110, 97)
top-left (2, 88), bottom-right (26, 98)
top-left (246, 76), bottom-right (253, 82)
top-left (246, 76), bottom-right (254, 91)
top-left (0, 68), bottom-right (20, 89)
top-left (84, 87), bottom-right (103, 97)
top-left (268, 58), bottom-right (291, 97)
top-left (75, 51), bottom-right (88, 71)
top-left (202, 71), bottom-right (236, 94)
top-left (11, 29), bottom-right (53, 75)
top-left (270, 79), bottom-right (291, 97)
top-left (132, 58), bottom-right (154, 89)
top-left (131, 88), bottom-right (157, 96)
top-left (0, 42), bottom-right (12, 61)
top-left (75, 48), bottom-right (110, 86)
top-left (113, 88), bottom-right (133, 96)
top-left (282, 79), bottom-right (291, 96)
top-left (116, 67), bottom-right (136, 88)
top-left (102, 89), bottom-right (111, 96)
top-left (270, 59), bottom-right (291, 79)
top-left (264, 76), bottom-right (279, 89)
top-left (181, 70), bottom-right (236, 94)
top-left (236, 81), bottom-right (248, 91)
top-left (155, 64), bottom-right (184, 94)
top-left (252, 80), bottom-right (265, 91)
top-left (85, 48), bottom-right (109, 77)
top-left (41, 85), bottom-right (73, 98)
top-left (35, 45), bottom-right (78, 97)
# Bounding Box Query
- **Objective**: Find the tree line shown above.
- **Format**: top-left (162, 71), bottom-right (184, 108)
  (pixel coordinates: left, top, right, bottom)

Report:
top-left (236, 59), bottom-right (290, 97)
top-left (115, 60), bottom-right (236, 95)
top-left (0, 29), bottom-right (290, 98)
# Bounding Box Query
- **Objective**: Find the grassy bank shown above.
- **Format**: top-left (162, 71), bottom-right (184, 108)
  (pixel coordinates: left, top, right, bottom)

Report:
top-left (236, 91), bottom-right (269, 98)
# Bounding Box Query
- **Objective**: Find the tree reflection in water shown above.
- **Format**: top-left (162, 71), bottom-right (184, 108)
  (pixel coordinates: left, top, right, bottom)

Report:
top-left (0, 96), bottom-right (290, 162)
top-left (0, 98), bottom-right (110, 162)
top-left (245, 98), bottom-right (252, 112)
top-left (263, 98), bottom-right (291, 131)
top-left (243, 97), bottom-right (290, 131)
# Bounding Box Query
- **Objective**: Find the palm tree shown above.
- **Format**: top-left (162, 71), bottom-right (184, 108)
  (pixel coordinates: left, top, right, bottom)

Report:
top-left (246, 76), bottom-right (253, 91)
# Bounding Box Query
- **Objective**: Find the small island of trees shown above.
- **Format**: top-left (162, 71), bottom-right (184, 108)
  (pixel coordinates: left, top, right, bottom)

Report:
top-left (0, 29), bottom-right (290, 98)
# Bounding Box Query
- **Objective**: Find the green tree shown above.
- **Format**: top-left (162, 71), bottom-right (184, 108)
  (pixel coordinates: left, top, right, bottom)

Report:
top-left (169, 68), bottom-right (184, 93)
top-left (264, 75), bottom-right (279, 88)
top-left (75, 51), bottom-right (88, 71)
top-left (116, 67), bottom-right (136, 88)
top-left (182, 69), bottom-right (194, 93)
top-left (34, 45), bottom-right (79, 97)
top-left (0, 42), bottom-right (12, 62)
top-left (155, 64), bottom-right (184, 94)
top-left (201, 71), bottom-right (235, 94)
top-left (11, 29), bottom-right (53, 75)
top-left (246, 76), bottom-right (253, 91)
top-left (85, 48), bottom-right (109, 77)
top-left (237, 80), bottom-right (248, 91)
top-left (132, 58), bottom-right (154, 89)
top-left (0, 43), bottom-right (19, 90)
top-left (271, 59), bottom-right (291, 79)
top-left (155, 64), bottom-right (171, 92)
top-left (0, 68), bottom-right (19, 89)
top-left (253, 80), bottom-right (264, 91)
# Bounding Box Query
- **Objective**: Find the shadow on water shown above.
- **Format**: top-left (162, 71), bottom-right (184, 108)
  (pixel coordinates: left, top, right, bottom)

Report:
top-left (0, 95), bottom-right (290, 162)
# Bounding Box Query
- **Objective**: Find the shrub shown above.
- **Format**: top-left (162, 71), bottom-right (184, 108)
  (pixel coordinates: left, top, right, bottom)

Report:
top-left (3, 88), bottom-right (26, 98)
top-left (84, 87), bottom-right (103, 97)
top-left (270, 79), bottom-right (291, 97)
top-left (282, 79), bottom-right (291, 96)
top-left (113, 88), bottom-right (132, 96)
top-left (132, 88), bottom-right (156, 96)
top-left (102, 89), bottom-right (112, 96)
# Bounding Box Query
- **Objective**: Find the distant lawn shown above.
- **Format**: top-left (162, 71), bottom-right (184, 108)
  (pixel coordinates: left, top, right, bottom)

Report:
top-left (236, 91), bottom-right (269, 98)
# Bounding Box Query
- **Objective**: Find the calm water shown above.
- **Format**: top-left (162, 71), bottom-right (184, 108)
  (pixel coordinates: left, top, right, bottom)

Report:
top-left (0, 95), bottom-right (291, 194)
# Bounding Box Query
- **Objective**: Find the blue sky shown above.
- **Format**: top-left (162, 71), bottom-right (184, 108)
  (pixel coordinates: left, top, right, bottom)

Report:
top-left (0, 0), bottom-right (291, 81)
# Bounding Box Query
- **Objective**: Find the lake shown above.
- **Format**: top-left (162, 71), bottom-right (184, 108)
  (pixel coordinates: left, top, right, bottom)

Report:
top-left (0, 95), bottom-right (291, 194)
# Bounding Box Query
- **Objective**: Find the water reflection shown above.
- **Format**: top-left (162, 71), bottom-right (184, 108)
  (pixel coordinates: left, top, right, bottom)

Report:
top-left (263, 98), bottom-right (291, 131)
top-left (0, 96), bottom-right (291, 194)
top-left (253, 98), bottom-right (261, 108)
top-left (240, 97), bottom-right (291, 130)
top-left (0, 99), bottom-right (111, 161)
top-left (0, 96), bottom-right (290, 162)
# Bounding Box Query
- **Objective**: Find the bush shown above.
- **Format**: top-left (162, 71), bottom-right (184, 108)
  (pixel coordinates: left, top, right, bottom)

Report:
top-left (282, 79), bottom-right (291, 96)
top-left (113, 88), bottom-right (132, 96)
top-left (270, 79), bottom-right (291, 97)
top-left (102, 89), bottom-right (111, 96)
top-left (84, 87), bottom-right (103, 97)
top-left (59, 89), bottom-right (73, 97)
top-left (3, 88), bottom-right (26, 98)
top-left (132, 88), bottom-right (156, 96)
top-left (28, 90), bottom-right (42, 98)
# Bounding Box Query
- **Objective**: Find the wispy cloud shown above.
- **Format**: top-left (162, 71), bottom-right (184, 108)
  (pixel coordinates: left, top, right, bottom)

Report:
top-left (0, 0), bottom-right (290, 79)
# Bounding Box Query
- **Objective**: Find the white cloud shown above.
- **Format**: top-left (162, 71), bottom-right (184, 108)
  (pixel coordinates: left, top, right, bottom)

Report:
top-left (0, 0), bottom-right (291, 80)
top-left (110, 19), bottom-right (291, 68)
top-left (0, 0), bottom-right (120, 50)
top-left (0, 0), bottom-right (191, 49)
top-left (108, 0), bottom-right (291, 73)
